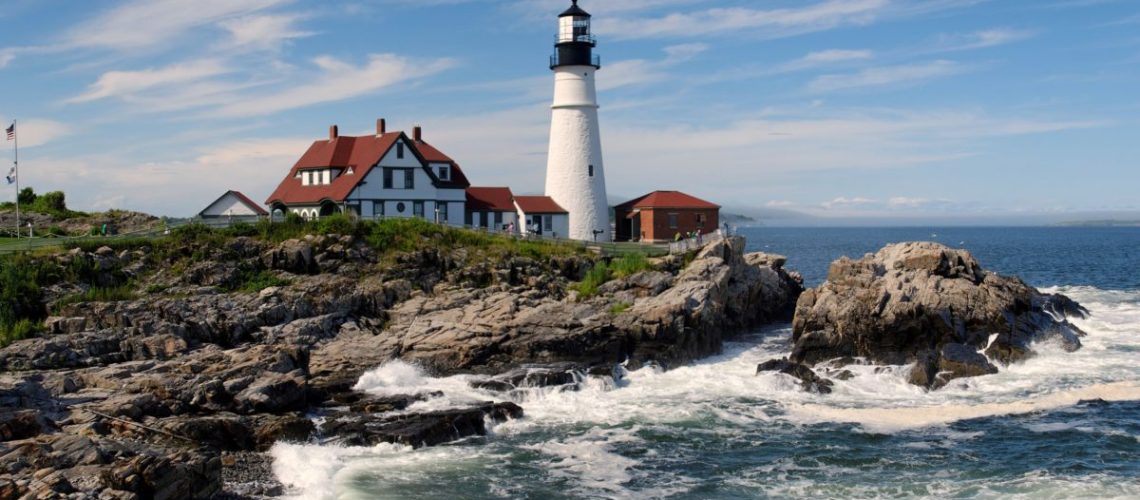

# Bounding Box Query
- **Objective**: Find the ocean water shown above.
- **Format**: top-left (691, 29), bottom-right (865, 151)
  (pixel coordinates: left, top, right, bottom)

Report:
top-left (272, 227), bottom-right (1140, 499)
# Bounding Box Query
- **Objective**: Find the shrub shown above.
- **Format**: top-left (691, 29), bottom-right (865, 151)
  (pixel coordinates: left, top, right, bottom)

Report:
top-left (36, 191), bottom-right (67, 213)
top-left (224, 221), bottom-right (258, 237)
top-left (17, 187), bottom-right (36, 206)
top-left (54, 285), bottom-right (137, 310)
top-left (317, 213), bottom-right (356, 236)
top-left (0, 255), bottom-right (46, 339)
top-left (237, 270), bottom-right (291, 293)
top-left (573, 261), bottom-right (611, 299)
top-left (608, 302), bottom-right (632, 314)
top-left (611, 253), bottom-right (651, 279)
top-left (0, 319), bottom-right (40, 348)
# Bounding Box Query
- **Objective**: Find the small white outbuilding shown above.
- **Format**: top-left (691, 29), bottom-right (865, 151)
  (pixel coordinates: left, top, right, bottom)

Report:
top-left (199, 190), bottom-right (269, 219)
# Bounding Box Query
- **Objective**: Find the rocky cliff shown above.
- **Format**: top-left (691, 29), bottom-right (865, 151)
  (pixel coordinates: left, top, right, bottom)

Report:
top-left (0, 226), bottom-right (801, 498)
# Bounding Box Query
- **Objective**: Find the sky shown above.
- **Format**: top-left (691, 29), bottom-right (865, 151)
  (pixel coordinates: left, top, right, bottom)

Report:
top-left (0, 0), bottom-right (1138, 220)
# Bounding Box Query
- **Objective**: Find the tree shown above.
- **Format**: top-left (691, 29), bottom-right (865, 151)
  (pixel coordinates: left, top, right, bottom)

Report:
top-left (38, 191), bottom-right (67, 212)
top-left (17, 187), bottom-right (36, 206)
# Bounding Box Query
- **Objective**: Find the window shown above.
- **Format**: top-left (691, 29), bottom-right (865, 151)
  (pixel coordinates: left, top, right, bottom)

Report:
top-left (397, 142), bottom-right (405, 159)
top-left (438, 166), bottom-right (449, 180)
top-left (543, 215), bottom-right (553, 232)
top-left (383, 169), bottom-right (394, 189)
top-left (405, 169), bottom-right (415, 190)
top-left (396, 202), bottom-right (406, 214)
top-left (413, 201), bottom-right (424, 218)
top-left (696, 213), bottom-right (707, 227)
top-left (437, 203), bottom-right (448, 223)
top-left (465, 211), bottom-right (473, 226)
top-left (304, 172), bottom-right (312, 186)
top-left (588, 164), bottom-right (594, 177)
top-left (494, 212), bottom-right (503, 225)
top-left (668, 213), bottom-right (679, 229)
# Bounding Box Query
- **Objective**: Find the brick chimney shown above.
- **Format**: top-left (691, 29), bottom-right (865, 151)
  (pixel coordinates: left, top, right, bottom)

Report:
top-left (376, 118), bottom-right (386, 135)
top-left (329, 125), bottom-right (339, 140)
top-left (413, 125), bottom-right (422, 142)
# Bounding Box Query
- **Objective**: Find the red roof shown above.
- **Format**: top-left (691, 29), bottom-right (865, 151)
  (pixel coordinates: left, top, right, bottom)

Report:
top-left (228, 190), bottom-right (269, 215)
top-left (200, 190), bottom-right (268, 216)
top-left (514, 196), bottom-right (567, 214)
top-left (265, 131), bottom-right (470, 206)
top-left (466, 187), bottom-right (515, 212)
top-left (614, 191), bottom-right (720, 210)
top-left (417, 139), bottom-right (471, 187)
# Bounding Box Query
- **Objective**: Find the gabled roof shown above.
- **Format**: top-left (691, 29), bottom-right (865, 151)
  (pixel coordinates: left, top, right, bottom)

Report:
top-left (466, 187), bottom-right (515, 212)
top-left (514, 196), bottom-right (568, 214)
top-left (416, 140), bottom-right (471, 188)
top-left (266, 130), bottom-right (470, 206)
top-left (614, 191), bottom-right (720, 210)
top-left (199, 190), bottom-right (268, 217)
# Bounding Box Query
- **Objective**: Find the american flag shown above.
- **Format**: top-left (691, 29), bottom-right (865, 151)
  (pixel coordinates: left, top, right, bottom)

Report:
top-left (5, 123), bottom-right (12, 141)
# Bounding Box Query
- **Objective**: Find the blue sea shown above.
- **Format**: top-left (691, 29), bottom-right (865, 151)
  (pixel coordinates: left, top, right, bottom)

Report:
top-left (274, 227), bottom-right (1140, 499)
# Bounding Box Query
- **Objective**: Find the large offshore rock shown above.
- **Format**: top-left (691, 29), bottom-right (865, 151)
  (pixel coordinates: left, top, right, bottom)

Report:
top-left (791, 242), bottom-right (1087, 387)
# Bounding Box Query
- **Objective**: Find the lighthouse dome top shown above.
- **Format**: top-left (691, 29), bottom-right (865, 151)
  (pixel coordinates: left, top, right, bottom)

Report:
top-left (559, 0), bottom-right (590, 18)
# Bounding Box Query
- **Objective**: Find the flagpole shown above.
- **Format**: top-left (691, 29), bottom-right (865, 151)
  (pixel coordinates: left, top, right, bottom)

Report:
top-left (12, 119), bottom-right (18, 240)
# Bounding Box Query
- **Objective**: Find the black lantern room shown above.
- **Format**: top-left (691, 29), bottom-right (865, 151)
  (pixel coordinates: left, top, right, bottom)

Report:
top-left (551, 0), bottom-right (600, 69)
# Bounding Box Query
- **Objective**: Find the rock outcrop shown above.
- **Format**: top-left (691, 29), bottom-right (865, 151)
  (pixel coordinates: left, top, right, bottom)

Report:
top-left (310, 236), bottom-right (803, 382)
top-left (784, 242), bottom-right (1087, 389)
top-left (0, 230), bottom-right (801, 497)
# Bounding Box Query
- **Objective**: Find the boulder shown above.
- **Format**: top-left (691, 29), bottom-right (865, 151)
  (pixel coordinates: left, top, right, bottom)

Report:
top-left (791, 242), bottom-right (1087, 388)
top-left (756, 358), bottom-right (834, 394)
top-left (318, 402), bottom-right (523, 448)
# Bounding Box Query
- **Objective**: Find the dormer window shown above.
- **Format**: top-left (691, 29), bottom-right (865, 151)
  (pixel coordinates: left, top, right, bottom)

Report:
top-left (438, 166), bottom-right (450, 181)
top-left (346, 166), bottom-right (355, 175)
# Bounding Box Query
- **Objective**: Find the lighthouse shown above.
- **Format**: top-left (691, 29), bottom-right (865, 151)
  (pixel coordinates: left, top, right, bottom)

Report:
top-left (544, 0), bottom-right (610, 242)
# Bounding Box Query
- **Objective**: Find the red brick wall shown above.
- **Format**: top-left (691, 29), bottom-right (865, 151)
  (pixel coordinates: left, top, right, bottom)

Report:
top-left (643, 208), bottom-right (719, 242)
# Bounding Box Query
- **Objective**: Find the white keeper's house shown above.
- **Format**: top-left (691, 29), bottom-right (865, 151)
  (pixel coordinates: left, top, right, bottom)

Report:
top-left (266, 120), bottom-right (472, 225)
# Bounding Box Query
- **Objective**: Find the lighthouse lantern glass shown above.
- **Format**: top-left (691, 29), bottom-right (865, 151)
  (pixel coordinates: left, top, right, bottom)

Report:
top-left (559, 16), bottom-right (590, 43)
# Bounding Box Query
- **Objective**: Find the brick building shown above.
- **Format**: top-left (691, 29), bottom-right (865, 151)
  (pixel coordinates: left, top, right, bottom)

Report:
top-left (613, 191), bottom-right (720, 243)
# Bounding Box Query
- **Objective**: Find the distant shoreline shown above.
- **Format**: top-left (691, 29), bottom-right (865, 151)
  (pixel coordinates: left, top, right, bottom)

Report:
top-left (1055, 220), bottom-right (1140, 227)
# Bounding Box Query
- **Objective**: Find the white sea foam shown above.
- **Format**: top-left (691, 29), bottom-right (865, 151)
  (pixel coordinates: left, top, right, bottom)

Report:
top-left (275, 286), bottom-right (1140, 498)
top-left (786, 380), bottom-right (1140, 433)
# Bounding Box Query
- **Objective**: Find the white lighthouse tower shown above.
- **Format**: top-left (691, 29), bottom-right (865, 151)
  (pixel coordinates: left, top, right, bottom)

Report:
top-left (544, 0), bottom-right (610, 242)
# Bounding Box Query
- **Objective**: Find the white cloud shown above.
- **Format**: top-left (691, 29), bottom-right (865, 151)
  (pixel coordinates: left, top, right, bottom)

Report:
top-left (821, 196), bottom-right (878, 209)
top-left (218, 13), bottom-right (314, 50)
top-left (766, 200), bottom-right (796, 208)
top-left (0, 118), bottom-right (70, 149)
top-left (0, 49), bottom-right (13, 68)
top-left (888, 196), bottom-right (930, 208)
top-left (597, 43), bottom-right (709, 92)
top-left (29, 135), bottom-right (311, 215)
top-left (212, 54), bottom-right (456, 118)
top-left (66, 60), bottom-right (229, 104)
top-left (934, 28), bottom-right (1036, 51)
top-left (595, 0), bottom-right (889, 40)
top-left (807, 60), bottom-right (968, 93)
top-left (196, 137), bottom-right (312, 165)
top-left (61, 0), bottom-right (292, 51)
top-left (803, 49), bottom-right (875, 64)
